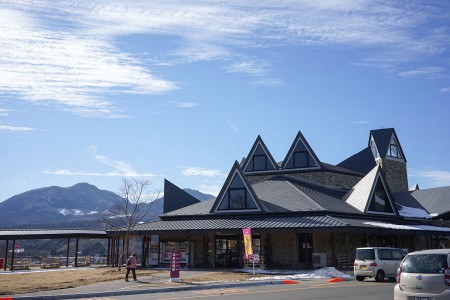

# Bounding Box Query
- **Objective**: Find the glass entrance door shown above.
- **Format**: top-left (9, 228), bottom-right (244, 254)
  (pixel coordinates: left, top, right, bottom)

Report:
top-left (299, 233), bottom-right (313, 268)
top-left (215, 236), bottom-right (239, 268)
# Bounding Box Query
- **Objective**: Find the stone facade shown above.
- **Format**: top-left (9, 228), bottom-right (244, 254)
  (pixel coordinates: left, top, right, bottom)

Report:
top-left (247, 170), bottom-right (362, 189)
top-left (377, 158), bottom-right (408, 193)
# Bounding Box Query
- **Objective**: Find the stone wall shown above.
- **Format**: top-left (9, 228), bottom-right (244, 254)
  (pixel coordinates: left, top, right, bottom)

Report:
top-left (247, 170), bottom-right (362, 189)
top-left (377, 158), bottom-right (408, 193)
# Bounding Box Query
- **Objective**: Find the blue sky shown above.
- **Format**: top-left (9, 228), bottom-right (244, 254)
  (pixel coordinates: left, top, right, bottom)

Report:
top-left (1, 0), bottom-right (450, 202)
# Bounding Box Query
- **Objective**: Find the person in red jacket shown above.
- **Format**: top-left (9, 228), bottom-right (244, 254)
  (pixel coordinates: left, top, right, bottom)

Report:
top-left (125, 252), bottom-right (138, 282)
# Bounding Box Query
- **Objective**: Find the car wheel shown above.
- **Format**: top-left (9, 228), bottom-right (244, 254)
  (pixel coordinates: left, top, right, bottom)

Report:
top-left (375, 271), bottom-right (385, 282)
top-left (356, 276), bottom-right (365, 281)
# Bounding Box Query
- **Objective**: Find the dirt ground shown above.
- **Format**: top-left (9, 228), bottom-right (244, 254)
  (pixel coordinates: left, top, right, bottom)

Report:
top-left (0, 267), bottom-right (260, 295)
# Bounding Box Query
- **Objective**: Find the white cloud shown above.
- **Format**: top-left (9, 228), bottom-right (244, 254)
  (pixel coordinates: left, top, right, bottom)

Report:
top-left (0, 0), bottom-right (448, 115)
top-left (227, 121), bottom-right (239, 132)
top-left (182, 167), bottom-right (223, 177)
top-left (352, 121), bottom-right (370, 124)
top-left (44, 151), bottom-right (156, 177)
top-left (170, 102), bottom-right (199, 108)
top-left (439, 87), bottom-right (450, 93)
top-left (0, 109), bottom-right (11, 117)
top-left (397, 67), bottom-right (445, 79)
top-left (409, 168), bottom-right (450, 188)
top-left (0, 124), bottom-right (35, 132)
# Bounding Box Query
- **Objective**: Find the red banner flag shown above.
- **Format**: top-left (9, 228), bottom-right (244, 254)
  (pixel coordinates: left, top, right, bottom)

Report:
top-left (242, 228), bottom-right (253, 260)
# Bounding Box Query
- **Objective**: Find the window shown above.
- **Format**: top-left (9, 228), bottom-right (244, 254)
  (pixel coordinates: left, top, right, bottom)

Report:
top-left (368, 178), bottom-right (394, 213)
top-left (253, 155), bottom-right (267, 171)
top-left (294, 151), bottom-right (308, 168)
top-left (218, 188), bottom-right (257, 210)
top-left (370, 138), bottom-right (379, 158)
top-left (401, 254), bottom-right (448, 274)
top-left (387, 138), bottom-right (402, 158)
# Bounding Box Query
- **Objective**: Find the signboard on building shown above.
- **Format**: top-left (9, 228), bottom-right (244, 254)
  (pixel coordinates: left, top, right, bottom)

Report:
top-left (169, 251), bottom-right (180, 282)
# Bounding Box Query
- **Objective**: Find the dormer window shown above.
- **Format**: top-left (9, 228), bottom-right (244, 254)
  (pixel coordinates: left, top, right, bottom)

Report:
top-left (387, 138), bottom-right (402, 159)
top-left (253, 154), bottom-right (267, 171)
top-left (370, 138), bottom-right (379, 158)
top-left (294, 151), bottom-right (309, 168)
top-left (218, 188), bottom-right (257, 210)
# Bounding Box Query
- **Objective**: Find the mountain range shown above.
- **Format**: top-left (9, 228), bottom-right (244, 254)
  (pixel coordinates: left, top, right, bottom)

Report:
top-left (0, 183), bottom-right (213, 229)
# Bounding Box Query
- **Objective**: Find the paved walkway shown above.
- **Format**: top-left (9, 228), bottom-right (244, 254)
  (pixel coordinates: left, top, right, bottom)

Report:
top-left (10, 269), bottom-right (355, 299)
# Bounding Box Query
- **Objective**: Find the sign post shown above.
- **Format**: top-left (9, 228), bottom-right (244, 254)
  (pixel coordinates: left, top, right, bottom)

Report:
top-left (169, 250), bottom-right (181, 282)
top-left (242, 228), bottom-right (255, 275)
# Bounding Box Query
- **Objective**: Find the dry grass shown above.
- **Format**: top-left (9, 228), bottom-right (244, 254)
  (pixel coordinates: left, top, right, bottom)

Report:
top-left (0, 267), bottom-right (262, 295)
top-left (0, 267), bottom-right (166, 295)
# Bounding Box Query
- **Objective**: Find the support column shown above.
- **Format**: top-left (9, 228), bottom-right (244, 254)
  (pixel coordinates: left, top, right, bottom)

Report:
top-left (75, 238), bottom-right (79, 268)
top-left (345, 233), bottom-right (349, 271)
top-left (10, 239), bottom-right (16, 271)
top-left (4, 240), bottom-right (9, 271)
top-left (66, 238), bottom-right (71, 267)
top-left (107, 238), bottom-right (111, 266)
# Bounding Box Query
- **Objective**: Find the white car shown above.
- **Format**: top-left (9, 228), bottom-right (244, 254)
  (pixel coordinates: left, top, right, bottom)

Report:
top-left (394, 249), bottom-right (450, 300)
top-left (354, 247), bottom-right (405, 282)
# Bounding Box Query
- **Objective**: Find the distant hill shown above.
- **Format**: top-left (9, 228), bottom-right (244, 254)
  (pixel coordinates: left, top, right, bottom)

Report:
top-left (0, 183), bottom-right (213, 229)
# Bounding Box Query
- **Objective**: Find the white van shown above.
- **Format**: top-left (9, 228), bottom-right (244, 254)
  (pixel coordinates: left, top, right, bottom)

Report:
top-left (354, 247), bottom-right (405, 282)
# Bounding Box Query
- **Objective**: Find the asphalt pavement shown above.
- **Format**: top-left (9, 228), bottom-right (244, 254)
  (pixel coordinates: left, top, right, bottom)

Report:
top-left (9, 269), bottom-right (355, 300)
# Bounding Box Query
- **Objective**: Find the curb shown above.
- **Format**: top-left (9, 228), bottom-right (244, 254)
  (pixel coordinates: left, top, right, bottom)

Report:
top-left (12, 280), bottom-right (284, 300)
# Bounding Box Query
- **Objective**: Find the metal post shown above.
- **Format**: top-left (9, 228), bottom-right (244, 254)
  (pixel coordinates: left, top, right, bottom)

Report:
top-left (66, 238), bottom-right (70, 267)
top-left (107, 238), bottom-right (111, 266)
top-left (75, 238), bottom-right (79, 268)
top-left (10, 239), bottom-right (15, 271)
top-left (4, 240), bottom-right (9, 271)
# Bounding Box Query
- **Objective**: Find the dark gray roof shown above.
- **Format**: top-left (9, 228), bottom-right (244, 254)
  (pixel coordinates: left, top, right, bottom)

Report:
top-left (162, 199), bottom-right (215, 217)
top-left (403, 186), bottom-right (450, 217)
top-left (253, 176), bottom-right (360, 214)
top-left (335, 217), bottom-right (450, 234)
top-left (337, 147), bottom-right (376, 174)
top-left (163, 179), bottom-right (200, 214)
top-left (370, 128), bottom-right (407, 162)
top-left (163, 174), bottom-right (359, 217)
top-left (0, 229), bottom-right (107, 240)
top-left (110, 215), bottom-right (349, 233)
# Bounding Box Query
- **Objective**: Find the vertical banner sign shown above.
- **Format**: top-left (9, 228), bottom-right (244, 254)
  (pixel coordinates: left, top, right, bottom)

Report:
top-left (169, 250), bottom-right (181, 282)
top-left (242, 228), bottom-right (253, 260)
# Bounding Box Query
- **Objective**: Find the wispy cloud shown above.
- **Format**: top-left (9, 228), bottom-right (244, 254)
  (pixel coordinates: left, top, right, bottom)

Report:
top-left (45, 150), bottom-right (155, 177)
top-left (0, 109), bottom-right (11, 117)
top-left (227, 121), bottom-right (239, 132)
top-left (398, 67), bottom-right (445, 79)
top-left (169, 102), bottom-right (199, 108)
top-left (409, 168), bottom-right (450, 188)
top-left (181, 167), bottom-right (223, 177)
top-left (352, 121), bottom-right (370, 124)
top-left (1, 0), bottom-right (448, 116)
top-left (439, 87), bottom-right (450, 93)
top-left (0, 124), bottom-right (36, 132)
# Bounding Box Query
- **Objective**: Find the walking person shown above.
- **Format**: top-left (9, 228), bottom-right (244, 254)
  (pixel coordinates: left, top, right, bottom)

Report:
top-left (125, 252), bottom-right (138, 282)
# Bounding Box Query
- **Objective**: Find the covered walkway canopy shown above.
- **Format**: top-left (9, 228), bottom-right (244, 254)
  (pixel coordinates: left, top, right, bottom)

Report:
top-left (0, 229), bottom-right (108, 271)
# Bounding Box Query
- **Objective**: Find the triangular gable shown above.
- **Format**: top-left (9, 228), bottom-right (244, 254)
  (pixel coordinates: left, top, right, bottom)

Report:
top-left (369, 128), bottom-right (406, 162)
top-left (282, 131), bottom-right (321, 170)
top-left (163, 179), bottom-right (201, 214)
top-left (344, 165), bottom-right (397, 216)
top-left (210, 161), bottom-right (264, 213)
top-left (242, 135), bottom-right (279, 173)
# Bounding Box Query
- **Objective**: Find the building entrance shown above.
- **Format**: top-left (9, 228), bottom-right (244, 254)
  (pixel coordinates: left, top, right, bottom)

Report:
top-left (215, 235), bottom-right (240, 268)
top-left (298, 233), bottom-right (313, 268)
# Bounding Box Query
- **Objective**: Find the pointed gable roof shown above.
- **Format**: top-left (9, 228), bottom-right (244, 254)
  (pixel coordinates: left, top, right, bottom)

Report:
top-left (369, 128), bottom-right (407, 162)
top-left (210, 161), bottom-right (264, 213)
top-left (282, 131), bottom-right (322, 170)
top-left (242, 135), bottom-right (279, 173)
top-left (163, 179), bottom-right (201, 214)
top-left (337, 146), bottom-right (376, 174)
top-left (343, 165), bottom-right (398, 216)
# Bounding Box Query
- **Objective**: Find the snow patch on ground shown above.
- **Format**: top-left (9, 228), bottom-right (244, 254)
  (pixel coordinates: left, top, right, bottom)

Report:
top-left (239, 267), bottom-right (351, 280)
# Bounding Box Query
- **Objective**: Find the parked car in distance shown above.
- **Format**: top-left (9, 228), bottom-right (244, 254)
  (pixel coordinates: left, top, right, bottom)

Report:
top-left (354, 247), bottom-right (405, 282)
top-left (394, 248), bottom-right (450, 300)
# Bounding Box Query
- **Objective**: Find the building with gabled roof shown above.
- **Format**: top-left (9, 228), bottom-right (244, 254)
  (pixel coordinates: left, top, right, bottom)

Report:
top-left (108, 128), bottom-right (450, 270)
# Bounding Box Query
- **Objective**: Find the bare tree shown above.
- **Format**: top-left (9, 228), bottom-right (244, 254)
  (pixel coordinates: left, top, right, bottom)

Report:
top-left (102, 177), bottom-right (160, 271)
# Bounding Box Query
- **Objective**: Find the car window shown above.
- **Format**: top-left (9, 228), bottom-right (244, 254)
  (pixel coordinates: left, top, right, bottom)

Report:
top-left (401, 254), bottom-right (448, 274)
top-left (356, 249), bottom-right (375, 260)
top-left (378, 249), bottom-right (393, 260)
top-left (392, 250), bottom-right (404, 260)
